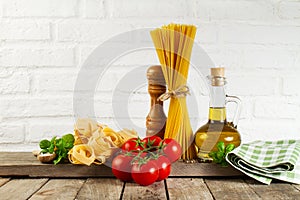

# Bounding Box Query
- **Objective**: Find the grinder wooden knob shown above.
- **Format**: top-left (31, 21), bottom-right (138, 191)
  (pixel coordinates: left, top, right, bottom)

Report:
top-left (146, 65), bottom-right (167, 139)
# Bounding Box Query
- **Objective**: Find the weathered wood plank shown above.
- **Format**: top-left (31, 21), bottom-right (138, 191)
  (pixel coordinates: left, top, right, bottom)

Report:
top-left (77, 178), bottom-right (123, 200)
top-left (0, 164), bottom-right (114, 178)
top-left (0, 152), bottom-right (40, 163)
top-left (0, 152), bottom-right (113, 177)
top-left (245, 179), bottom-right (300, 199)
top-left (0, 152), bottom-right (243, 178)
top-left (167, 178), bottom-right (213, 200)
top-left (205, 178), bottom-right (260, 200)
top-left (170, 161), bottom-right (243, 177)
top-left (0, 178), bottom-right (10, 187)
top-left (29, 179), bottom-right (85, 200)
top-left (122, 181), bottom-right (166, 199)
top-left (293, 184), bottom-right (300, 191)
top-left (0, 178), bottom-right (48, 200)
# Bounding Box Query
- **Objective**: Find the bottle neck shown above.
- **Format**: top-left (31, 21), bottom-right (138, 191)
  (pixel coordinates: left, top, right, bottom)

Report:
top-left (208, 82), bottom-right (227, 123)
top-left (209, 86), bottom-right (226, 108)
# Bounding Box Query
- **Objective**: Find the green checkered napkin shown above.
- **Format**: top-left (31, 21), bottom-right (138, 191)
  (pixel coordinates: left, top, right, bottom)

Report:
top-left (225, 140), bottom-right (300, 185)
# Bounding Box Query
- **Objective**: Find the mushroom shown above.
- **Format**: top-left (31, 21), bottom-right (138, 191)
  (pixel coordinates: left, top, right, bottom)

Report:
top-left (37, 153), bottom-right (56, 163)
top-left (32, 150), bottom-right (40, 157)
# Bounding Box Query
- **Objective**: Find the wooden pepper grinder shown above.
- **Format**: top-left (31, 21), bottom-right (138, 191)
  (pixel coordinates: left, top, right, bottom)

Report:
top-left (146, 65), bottom-right (167, 139)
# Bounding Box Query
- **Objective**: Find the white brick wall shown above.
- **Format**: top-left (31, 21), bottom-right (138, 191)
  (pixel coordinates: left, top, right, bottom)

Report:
top-left (2, 0), bottom-right (78, 17)
top-left (0, 0), bottom-right (300, 151)
top-left (0, 20), bottom-right (50, 40)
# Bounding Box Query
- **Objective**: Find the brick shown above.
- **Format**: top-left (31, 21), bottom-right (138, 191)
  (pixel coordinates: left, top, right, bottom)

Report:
top-left (0, 48), bottom-right (74, 67)
top-left (0, 144), bottom-right (37, 151)
top-left (0, 20), bottom-right (50, 40)
top-left (110, 0), bottom-right (192, 18)
top-left (0, 124), bottom-right (25, 143)
top-left (194, 23), bottom-right (218, 44)
top-left (28, 98), bottom-right (72, 117)
top-left (0, 68), bottom-right (30, 94)
top-left (254, 97), bottom-right (299, 119)
top-left (227, 75), bottom-right (276, 96)
top-left (112, 50), bottom-right (159, 65)
top-left (57, 20), bottom-right (133, 42)
top-left (295, 53), bottom-right (300, 70)
top-left (27, 123), bottom-right (73, 142)
top-left (2, 0), bottom-right (78, 17)
top-left (282, 76), bottom-right (300, 95)
top-left (94, 99), bottom-right (128, 118)
top-left (84, 0), bottom-right (105, 18)
top-left (79, 46), bottom-right (98, 65)
top-left (203, 48), bottom-right (242, 69)
top-left (36, 71), bottom-right (77, 92)
top-left (95, 66), bottom-right (138, 92)
top-left (220, 24), bottom-right (300, 45)
top-left (279, 0), bottom-right (300, 19)
top-left (194, 0), bottom-right (274, 21)
top-left (243, 49), bottom-right (296, 69)
top-left (238, 119), bottom-right (300, 142)
top-left (0, 97), bottom-right (73, 118)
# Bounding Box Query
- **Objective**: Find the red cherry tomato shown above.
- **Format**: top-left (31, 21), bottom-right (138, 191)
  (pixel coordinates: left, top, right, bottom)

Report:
top-left (154, 155), bottom-right (171, 181)
top-left (141, 136), bottom-right (162, 149)
top-left (112, 154), bottom-right (133, 182)
top-left (121, 138), bottom-right (144, 152)
top-left (162, 138), bottom-right (182, 163)
top-left (131, 160), bottom-right (159, 186)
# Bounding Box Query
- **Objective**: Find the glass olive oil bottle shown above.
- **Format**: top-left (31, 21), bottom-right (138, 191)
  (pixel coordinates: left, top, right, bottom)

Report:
top-left (195, 67), bottom-right (241, 162)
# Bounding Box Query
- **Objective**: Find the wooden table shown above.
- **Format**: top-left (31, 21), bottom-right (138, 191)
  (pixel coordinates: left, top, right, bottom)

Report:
top-left (0, 153), bottom-right (299, 200)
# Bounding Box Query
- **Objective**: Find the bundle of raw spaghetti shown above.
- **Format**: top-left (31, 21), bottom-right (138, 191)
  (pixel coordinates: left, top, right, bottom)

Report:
top-left (150, 24), bottom-right (197, 161)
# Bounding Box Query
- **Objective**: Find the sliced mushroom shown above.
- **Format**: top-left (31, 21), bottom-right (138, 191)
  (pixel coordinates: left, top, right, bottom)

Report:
top-left (32, 150), bottom-right (41, 157)
top-left (37, 153), bottom-right (56, 163)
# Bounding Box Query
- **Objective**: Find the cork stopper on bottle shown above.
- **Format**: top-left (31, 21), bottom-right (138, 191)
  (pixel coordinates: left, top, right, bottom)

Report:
top-left (210, 67), bottom-right (226, 86)
top-left (210, 67), bottom-right (225, 77)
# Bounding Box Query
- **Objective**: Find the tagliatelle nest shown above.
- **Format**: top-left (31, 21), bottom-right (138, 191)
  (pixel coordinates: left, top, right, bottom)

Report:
top-left (68, 118), bottom-right (137, 166)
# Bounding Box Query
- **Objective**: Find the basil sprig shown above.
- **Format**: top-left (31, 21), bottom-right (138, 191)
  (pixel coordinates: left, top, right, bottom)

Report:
top-left (209, 141), bottom-right (235, 167)
top-left (39, 133), bottom-right (74, 165)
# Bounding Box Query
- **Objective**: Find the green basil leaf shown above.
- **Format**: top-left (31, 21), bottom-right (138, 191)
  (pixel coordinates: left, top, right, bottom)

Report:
top-left (48, 143), bottom-right (55, 153)
top-left (209, 151), bottom-right (217, 159)
top-left (221, 160), bottom-right (229, 167)
top-left (53, 156), bottom-right (63, 165)
top-left (217, 142), bottom-right (225, 153)
top-left (216, 151), bottom-right (224, 160)
top-left (214, 157), bottom-right (222, 164)
top-left (39, 139), bottom-right (51, 149)
top-left (62, 134), bottom-right (74, 150)
top-left (62, 134), bottom-right (74, 145)
top-left (50, 136), bottom-right (57, 144)
top-left (55, 139), bottom-right (63, 150)
top-left (41, 149), bottom-right (48, 153)
top-left (225, 144), bottom-right (235, 154)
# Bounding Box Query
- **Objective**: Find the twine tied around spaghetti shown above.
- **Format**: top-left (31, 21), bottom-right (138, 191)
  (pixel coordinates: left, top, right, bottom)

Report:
top-left (158, 85), bottom-right (190, 101)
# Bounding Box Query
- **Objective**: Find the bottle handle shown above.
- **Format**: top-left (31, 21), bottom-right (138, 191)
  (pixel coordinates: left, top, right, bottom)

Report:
top-left (225, 95), bottom-right (242, 128)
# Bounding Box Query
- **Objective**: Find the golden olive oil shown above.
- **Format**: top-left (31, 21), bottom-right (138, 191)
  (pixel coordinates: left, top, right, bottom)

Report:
top-left (195, 108), bottom-right (241, 162)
